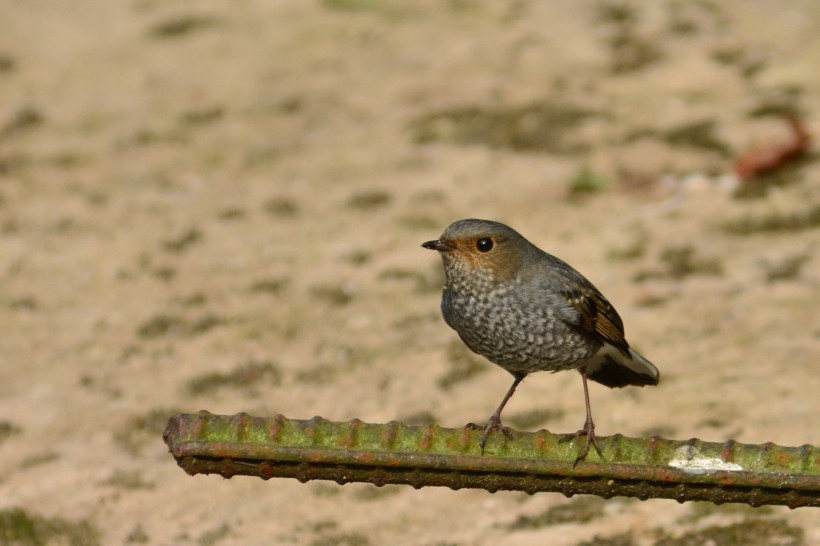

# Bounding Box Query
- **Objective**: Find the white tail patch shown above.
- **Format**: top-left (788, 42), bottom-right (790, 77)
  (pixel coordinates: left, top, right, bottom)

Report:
top-left (626, 347), bottom-right (660, 382)
top-left (586, 343), bottom-right (659, 382)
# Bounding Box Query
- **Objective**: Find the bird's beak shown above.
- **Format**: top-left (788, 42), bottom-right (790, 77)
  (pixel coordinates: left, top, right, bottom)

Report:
top-left (421, 239), bottom-right (454, 252)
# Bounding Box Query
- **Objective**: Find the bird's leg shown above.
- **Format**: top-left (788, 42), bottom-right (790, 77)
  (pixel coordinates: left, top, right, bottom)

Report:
top-left (479, 372), bottom-right (526, 454)
top-left (560, 371), bottom-right (605, 466)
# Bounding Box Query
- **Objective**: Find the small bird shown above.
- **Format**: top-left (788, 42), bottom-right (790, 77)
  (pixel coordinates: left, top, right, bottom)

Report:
top-left (422, 219), bottom-right (659, 465)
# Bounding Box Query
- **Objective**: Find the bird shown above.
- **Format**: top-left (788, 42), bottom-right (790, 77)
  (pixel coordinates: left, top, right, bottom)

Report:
top-left (422, 219), bottom-right (659, 465)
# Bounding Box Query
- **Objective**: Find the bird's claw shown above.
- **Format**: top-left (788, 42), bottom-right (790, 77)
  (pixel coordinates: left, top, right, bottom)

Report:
top-left (477, 415), bottom-right (513, 454)
top-left (560, 422), bottom-right (604, 467)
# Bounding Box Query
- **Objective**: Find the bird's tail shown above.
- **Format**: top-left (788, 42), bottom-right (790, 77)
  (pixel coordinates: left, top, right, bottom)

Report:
top-left (586, 345), bottom-right (660, 388)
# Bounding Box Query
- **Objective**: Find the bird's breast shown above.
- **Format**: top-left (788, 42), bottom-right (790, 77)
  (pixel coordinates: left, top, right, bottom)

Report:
top-left (440, 279), bottom-right (598, 372)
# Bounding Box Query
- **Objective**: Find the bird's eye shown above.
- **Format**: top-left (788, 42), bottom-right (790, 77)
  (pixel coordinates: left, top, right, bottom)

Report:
top-left (476, 238), bottom-right (494, 253)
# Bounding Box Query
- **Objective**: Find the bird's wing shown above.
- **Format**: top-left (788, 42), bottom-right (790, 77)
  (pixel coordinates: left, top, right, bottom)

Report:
top-left (561, 286), bottom-right (631, 358)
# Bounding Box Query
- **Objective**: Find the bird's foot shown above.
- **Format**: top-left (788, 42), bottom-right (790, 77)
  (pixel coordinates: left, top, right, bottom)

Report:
top-left (475, 415), bottom-right (513, 454)
top-left (559, 420), bottom-right (604, 467)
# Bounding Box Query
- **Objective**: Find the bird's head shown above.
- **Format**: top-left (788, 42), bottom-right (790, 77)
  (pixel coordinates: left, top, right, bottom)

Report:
top-left (422, 219), bottom-right (532, 284)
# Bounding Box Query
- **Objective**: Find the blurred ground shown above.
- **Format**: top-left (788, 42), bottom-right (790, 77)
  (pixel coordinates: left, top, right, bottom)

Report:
top-left (0, 1), bottom-right (818, 545)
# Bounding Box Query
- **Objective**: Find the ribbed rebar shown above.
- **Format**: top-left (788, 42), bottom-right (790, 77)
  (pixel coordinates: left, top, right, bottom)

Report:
top-left (163, 411), bottom-right (819, 508)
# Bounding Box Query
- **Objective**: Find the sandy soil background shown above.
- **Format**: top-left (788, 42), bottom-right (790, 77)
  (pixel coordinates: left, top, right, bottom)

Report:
top-left (1, 1), bottom-right (819, 544)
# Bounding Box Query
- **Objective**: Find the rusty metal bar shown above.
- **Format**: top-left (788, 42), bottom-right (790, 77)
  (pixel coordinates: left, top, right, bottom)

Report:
top-left (163, 411), bottom-right (819, 508)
